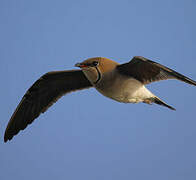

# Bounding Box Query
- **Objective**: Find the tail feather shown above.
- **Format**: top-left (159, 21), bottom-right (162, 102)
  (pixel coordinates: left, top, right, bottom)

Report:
top-left (153, 97), bottom-right (176, 110)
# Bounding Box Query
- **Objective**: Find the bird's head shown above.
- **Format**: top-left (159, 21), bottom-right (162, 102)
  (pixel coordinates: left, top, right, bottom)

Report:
top-left (75, 57), bottom-right (118, 84)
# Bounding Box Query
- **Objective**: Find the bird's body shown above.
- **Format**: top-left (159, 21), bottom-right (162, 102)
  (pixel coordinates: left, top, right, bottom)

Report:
top-left (94, 70), bottom-right (154, 103)
top-left (4, 56), bottom-right (196, 142)
top-left (81, 57), bottom-right (172, 108)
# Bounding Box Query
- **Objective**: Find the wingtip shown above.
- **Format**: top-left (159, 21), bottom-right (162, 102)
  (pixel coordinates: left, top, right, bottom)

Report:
top-left (4, 129), bottom-right (15, 143)
top-left (4, 136), bottom-right (8, 143)
top-left (4, 133), bottom-right (11, 143)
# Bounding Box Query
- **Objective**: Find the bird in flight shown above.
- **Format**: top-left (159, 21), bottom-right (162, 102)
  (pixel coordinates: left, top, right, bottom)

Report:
top-left (4, 56), bottom-right (196, 142)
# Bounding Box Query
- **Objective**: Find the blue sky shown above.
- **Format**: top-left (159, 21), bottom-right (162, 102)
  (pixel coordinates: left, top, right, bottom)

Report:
top-left (0, 0), bottom-right (196, 179)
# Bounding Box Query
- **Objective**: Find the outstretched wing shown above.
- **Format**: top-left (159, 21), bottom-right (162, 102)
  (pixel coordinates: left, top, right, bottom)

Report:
top-left (4, 70), bottom-right (92, 142)
top-left (117, 56), bottom-right (196, 85)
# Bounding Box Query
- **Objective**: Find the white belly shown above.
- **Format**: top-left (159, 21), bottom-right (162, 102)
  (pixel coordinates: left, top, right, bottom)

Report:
top-left (96, 77), bottom-right (154, 103)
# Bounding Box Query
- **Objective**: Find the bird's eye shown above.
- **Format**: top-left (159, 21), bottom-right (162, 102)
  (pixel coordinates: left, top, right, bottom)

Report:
top-left (92, 61), bottom-right (99, 66)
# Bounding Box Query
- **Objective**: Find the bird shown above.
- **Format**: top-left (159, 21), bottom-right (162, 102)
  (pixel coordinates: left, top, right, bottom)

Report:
top-left (4, 56), bottom-right (196, 142)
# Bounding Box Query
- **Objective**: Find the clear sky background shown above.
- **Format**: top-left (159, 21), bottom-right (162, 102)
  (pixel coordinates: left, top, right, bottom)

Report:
top-left (0, 0), bottom-right (196, 180)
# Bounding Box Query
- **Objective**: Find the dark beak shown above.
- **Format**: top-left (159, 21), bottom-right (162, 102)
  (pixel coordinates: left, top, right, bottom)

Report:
top-left (75, 63), bottom-right (87, 68)
top-left (75, 63), bottom-right (82, 67)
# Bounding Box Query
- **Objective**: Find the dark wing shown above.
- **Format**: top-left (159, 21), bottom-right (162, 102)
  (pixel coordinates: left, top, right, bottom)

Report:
top-left (117, 56), bottom-right (196, 85)
top-left (4, 70), bottom-right (92, 142)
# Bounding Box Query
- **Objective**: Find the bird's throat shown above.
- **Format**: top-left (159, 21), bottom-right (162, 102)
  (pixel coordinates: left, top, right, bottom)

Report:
top-left (94, 67), bottom-right (101, 84)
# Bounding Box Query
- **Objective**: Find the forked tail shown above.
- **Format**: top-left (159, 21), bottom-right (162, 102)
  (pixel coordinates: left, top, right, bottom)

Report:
top-left (153, 97), bottom-right (176, 110)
